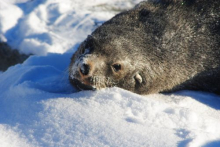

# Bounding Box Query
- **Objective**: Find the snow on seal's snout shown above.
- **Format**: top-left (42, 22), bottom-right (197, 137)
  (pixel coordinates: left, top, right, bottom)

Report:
top-left (70, 48), bottom-right (100, 79)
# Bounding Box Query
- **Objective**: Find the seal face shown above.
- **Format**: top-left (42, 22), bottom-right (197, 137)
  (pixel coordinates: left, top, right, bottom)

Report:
top-left (69, 0), bottom-right (220, 95)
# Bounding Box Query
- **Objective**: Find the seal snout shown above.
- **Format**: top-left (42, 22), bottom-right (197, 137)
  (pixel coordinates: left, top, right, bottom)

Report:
top-left (76, 61), bottom-right (96, 89)
top-left (80, 63), bottom-right (90, 76)
top-left (70, 61), bottom-right (97, 91)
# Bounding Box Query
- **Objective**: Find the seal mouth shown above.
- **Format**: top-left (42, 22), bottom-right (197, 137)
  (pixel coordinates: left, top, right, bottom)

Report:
top-left (70, 78), bottom-right (96, 91)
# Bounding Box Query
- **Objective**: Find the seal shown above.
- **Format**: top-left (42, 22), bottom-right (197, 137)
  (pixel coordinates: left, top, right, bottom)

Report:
top-left (69, 0), bottom-right (220, 95)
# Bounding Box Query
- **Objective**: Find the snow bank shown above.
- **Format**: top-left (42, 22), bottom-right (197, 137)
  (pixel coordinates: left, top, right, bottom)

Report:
top-left (1, 0), bottom-right (220, 147)
top-left (0, 53), bottom-right (220, 147)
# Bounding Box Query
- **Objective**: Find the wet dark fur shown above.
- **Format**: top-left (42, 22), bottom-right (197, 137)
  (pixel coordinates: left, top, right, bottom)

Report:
top-left (69, 0), bottom-right (220, 95)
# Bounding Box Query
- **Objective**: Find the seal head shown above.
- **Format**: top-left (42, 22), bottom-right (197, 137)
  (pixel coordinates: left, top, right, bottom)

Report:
top-left (69, 35), bottom-right (143, 93)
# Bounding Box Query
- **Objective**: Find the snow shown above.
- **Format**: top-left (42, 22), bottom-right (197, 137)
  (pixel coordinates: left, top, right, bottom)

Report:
top-left (0, 0), bottom-right (220, 147)
top-left (0, 1), bottom-right (23, 37)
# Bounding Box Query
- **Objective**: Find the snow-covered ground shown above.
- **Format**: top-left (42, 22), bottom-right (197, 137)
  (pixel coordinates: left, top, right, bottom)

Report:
top-left (0, 0), bottom-right (220, 147)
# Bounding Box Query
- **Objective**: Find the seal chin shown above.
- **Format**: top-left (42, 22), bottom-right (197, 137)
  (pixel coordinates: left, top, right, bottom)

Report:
top-left (70, 78), bottom-right (96, 91)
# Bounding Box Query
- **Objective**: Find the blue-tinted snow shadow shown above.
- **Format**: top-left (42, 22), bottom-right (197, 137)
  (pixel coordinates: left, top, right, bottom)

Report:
top-left (178, 139), bottom-right (193, 147)
top-left (21, 52), bottom-right (78, 94)
top-left (202, 140), bottom-right (220, 147)
top-left (16, 0), bottom-right (46, 14)
top-left (0, 52), bottom-right (82, 143)
top-left (175, 129), bottom-right (192, 147)
top-left (5, 0), bottom-right (50, 49)
top-left (5, 18), bottom-right (24, 48)
top-left (23, 52), bottom-right (72, 71)
top-left (172, 90), bottom-right (220, 110)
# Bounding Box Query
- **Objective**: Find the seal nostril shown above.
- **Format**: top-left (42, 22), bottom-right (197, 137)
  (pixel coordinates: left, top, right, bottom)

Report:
top-left (80, 64), bottom-right (90, 76)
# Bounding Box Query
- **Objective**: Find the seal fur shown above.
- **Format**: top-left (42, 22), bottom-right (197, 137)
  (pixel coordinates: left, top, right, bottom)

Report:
top-left (69, 0), bottom-right (220, 95)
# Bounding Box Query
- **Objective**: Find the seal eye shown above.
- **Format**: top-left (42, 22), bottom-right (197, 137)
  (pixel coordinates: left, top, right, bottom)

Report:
top-left (112, 63), bottom-right (121, 72)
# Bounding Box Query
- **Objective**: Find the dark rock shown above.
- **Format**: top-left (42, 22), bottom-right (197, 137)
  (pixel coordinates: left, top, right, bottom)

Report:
top-left (0, 42), bottom-right (29, 71)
